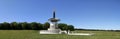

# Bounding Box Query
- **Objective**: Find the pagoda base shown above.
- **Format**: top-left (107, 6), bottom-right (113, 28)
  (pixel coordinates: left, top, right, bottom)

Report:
top-left (40, 29), bottom-right (61, 34)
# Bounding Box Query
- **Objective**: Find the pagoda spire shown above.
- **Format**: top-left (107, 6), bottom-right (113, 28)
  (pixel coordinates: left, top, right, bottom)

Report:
top-left (53, 11), bottom-right (56, 18)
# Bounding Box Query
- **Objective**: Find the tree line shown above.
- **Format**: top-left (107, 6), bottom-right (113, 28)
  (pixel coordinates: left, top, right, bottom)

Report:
top-left (0, 22), bottom-right (74, 31)
top-left (75, 28), bottom-right (120, 32)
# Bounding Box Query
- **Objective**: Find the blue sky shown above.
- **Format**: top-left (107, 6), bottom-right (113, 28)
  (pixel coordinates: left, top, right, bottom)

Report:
top-left (0, 0), bottom-right (120, 30)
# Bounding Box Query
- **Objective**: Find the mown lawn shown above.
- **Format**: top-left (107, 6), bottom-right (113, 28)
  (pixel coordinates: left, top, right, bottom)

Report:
top-left (0, 30), bottom-right (120, 39)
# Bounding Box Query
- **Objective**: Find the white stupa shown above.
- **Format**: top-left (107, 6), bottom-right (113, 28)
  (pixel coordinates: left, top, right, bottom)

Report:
top-left (40, 11), bottom-right (94, 35)
top-left (40, 11), bottom-right (66, 34)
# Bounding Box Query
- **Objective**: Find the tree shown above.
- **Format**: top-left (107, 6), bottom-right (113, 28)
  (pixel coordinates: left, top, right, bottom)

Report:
top-left (21, 22), bottom-right (31, 30)
top-left (38, 23), bottom-right (43, 30)
top-left (30, 22), bottom-right (39, 30)
top-left (0, 23), bottom-right (9, 30)
top-left (10, 22), bottom-right (18, 30)
top-left (0, 23), bottom-right (4, 29)
top-left (58, 23), bottom-right (68, 30)
top-left (17, 23), bottom-right (23, 30)
top-left (0, 22), bottom-right (74, 30)
top-left (43, 22), bottom-right (50, 30)
top-left (67, 25), bottom-right (74, 31)
top-left (2, 22), bottom-right (11, 30)
top-left (0, 23), bottom-right (2, 29)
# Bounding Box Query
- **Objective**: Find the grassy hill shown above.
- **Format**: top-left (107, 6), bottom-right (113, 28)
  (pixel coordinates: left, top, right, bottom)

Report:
top-left (0, 30), bottom-right (120, 39)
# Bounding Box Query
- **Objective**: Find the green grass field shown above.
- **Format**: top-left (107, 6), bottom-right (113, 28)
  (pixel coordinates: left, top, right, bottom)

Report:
top-left (0, 30), bottom-right (120, 39)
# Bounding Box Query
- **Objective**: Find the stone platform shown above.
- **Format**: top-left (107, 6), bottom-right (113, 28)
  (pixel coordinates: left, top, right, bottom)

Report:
top-left (40, 29), bottom-right (61, 34)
